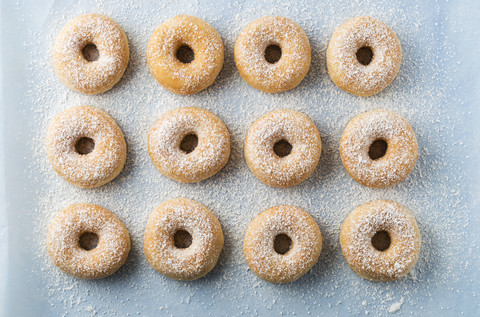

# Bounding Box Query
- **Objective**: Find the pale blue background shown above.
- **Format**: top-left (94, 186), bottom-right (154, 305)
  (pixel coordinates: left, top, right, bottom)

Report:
top-left (1, 0), bottom-right (479, 316)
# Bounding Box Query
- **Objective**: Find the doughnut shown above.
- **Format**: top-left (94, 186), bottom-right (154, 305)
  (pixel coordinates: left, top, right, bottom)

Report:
top-left (148, 107), bottom-right (230, 183)
top-left (47, 203), bottom-right (131, 279)
top-left (144, 198), bottom-right (224, 280)
top-left (53, 14), bottom-right (129, 95)
top-left (234, 16), bottom-right (311, 93)
top-left (340, 200), bottom-right (421, 282)
top-left (46, 105), bottom-right (127, 188)
top-left (339, 109), bottom-right (418, 188)
top-left (327, 16), bottom-right (402, 97)
top-left (147, 15), bottom-right (224, 95)
top-left (244, 109), bottom-right (321, 187)
top-left (243, 205), bottom-right (322, 283)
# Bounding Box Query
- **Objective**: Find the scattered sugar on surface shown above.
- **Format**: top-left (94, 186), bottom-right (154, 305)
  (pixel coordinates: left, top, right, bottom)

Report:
top-left (8, 0), bottom-right (476, 316)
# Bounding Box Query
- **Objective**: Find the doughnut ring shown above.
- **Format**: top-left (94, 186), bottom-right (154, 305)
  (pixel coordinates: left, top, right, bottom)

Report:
top-left (147, 15), bottom-right (224, 95)
top-left (243, 205), bottom-right (322, 283)
top-left (244, 109), bottom-right (321, 187)
top-left (327, 16), bottom-right (402, 97)
top-left (144, 198), bottom-right (224, 280)
top-left (340, 200), bottom-right (421, 281)
top-left (235, 16), bottom-right (311, 93)
top-left (47, 203), bottom-right (131, 279)
top-left (339, 109), bottom-right (418, 188)
top-left (148, 107), bottom-right (230, 183)
top-left (46, 105), bottom-right (127, 188)
top-left (53, 13), bottom-right (129, 95)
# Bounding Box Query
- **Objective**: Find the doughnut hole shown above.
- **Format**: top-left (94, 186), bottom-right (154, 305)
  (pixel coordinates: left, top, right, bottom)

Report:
top-left (82, 44), bottom-right (100, 62)
top-left (265, 44), bottom-right (282, 64)
top-left (180, 133), bottom-right (198, 154)
top-left (174, 230), bottom-right (192, 249)
top-left (75, 137), bottom-right (95, 155)
top-left (273, 139), bottom-right (292, 157)
top-left (79, 232), bottom-right (99, 251)
top-left (176, 45), bottom-right (195, 64)
top-left (371, 230), bottom-right (391, 251)
top-left (274, 233), bottom-right (292, 255)
top-left (356, 46), bottom-right (373, 66)
top-left (368, 139), bottom-right (388, 160)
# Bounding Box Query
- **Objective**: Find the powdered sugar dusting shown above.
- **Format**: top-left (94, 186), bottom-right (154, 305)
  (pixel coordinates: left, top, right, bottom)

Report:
top-left (234, 16), bottom-right (311, 93)
top-left (327, 16), bottom-right (402, 96)
top-left (7, 0), bottom-right (478, 315)
top-left (144, 198), bottom-right (223, 280)
top-left (53, 13), bottom-right (129, 95)
top-left (148, 107), bottom-right (230, 183)
top-left (244, 205), bottom-right (322, 283)
top-left (47, 203), bottom-right (130, 279)
top-left (245, 109), bottom-right (321, 187)
top-left (340, 109), bottom-right (418, 188)
top-left (341, 200), bottom-right (421, 281)
top-left (46, 105), bottom-right (126, 188)
top-left (147, 15), bottom-right (224, 95)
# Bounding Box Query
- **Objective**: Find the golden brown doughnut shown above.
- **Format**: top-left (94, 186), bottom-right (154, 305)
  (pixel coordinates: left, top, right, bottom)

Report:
top-left (47, 203), bottom-right (131, 279)
top-left (327, 16), bottom-right (402, 96)
top-left (244, 109), bottom-right (321, 187)
top-left (243, 205), bottom-right (322, 283)
top-left (53, 14), bottom-right (129, 95)
top-left (235, 16), bottom-right (311, 93)
top-left (340, 109), bottom-right (418, 188)
top-left (148, 107), bottom-right (230, 183)
top-left (340, 200), bottom-right (421, 282)
top-left (147, 15), bottom-right (224, 95)
top-left (144, 198), bottom-right (224, 280)
top-left (46, 106), bottom-right (127, 188)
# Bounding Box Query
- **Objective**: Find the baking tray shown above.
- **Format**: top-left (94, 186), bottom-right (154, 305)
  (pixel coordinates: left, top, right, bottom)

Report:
top-left (1, 0), bottom-right (479, 315)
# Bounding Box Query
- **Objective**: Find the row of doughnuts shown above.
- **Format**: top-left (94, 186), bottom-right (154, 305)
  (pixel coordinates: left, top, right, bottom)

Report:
top-left (47, 198), bottom-right (421, 283)
top-left (46, 106), bottom-right (418, 189)
top-left (53, 14), bottom-right (402, 96)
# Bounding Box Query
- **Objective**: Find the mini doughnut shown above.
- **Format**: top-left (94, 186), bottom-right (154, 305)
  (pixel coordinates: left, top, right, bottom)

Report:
top-left (47, 203), bottom-right (131, 279)
top-left (339, 109), bottom-right (418, 188)
top-left (144, 198), bottom-right (224, 280)
top-left (148, 107), bottom-right (230, 183)
top-left (46, 105), bottom-right (127, 188)
top-left (235, 16), bottom-right (311, 93)
top-left (340, 200), bottom-right (421, 282)
top-left (243, 205), bottom-right (322, 283)
top-left (244, 110), bottom-right (321, 187)
top-left (327, 16), bottom-right (402, 97)
top-left (53, 14), bottom-right (129, 95)
top-left (147, 15), bottom-right (224, 95)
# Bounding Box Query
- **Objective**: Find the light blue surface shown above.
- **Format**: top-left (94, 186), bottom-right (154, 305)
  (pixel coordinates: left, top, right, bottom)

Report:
top-left (1, 0), bottom-right (479, 316)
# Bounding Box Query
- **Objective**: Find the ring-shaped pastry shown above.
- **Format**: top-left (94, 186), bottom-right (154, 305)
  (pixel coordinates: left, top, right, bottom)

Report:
top-left (53, 13), bottom-right (129, 95)
top-left (47, 203), bottom-right (131, 279)
top-left (245, 109), bottom-right (321, 187)
top-left (147, 15), bottom-right (224, 95)
top-left (340, 200), bottom-right (421, 281)
top-left (235, 16), bottom-right (311, 93)
top-left (46, 105), bottom-right (127, 188)
top-left (144, 198), bottom-right (224, 280)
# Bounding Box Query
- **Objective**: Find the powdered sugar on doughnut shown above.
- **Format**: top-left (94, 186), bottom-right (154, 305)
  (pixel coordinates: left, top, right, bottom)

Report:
top-left (340, 200), bottom-right (421, 281)
top-left (46, 105), bottom-right (127, 188)
top-left (47, 203), bottom-right (131, 279)
top-left (340, 109), bottom-right (418, 188)
top-left (147, 15), bottom-right (224, 95)
top-left (144, 198), bottom-right (224, 280)
top-left (234, 16), bottom-right (311, 93)
top-left (327, 16), bottom-right (402, 96)
top-left (53, 14), bottom-right (129, 95)
top-left (243, 205), bottom-right (322, 283)
top-left (245, 109), bottom-right (321, 187)
top-left (148, 107), bottom-right (230, 183)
